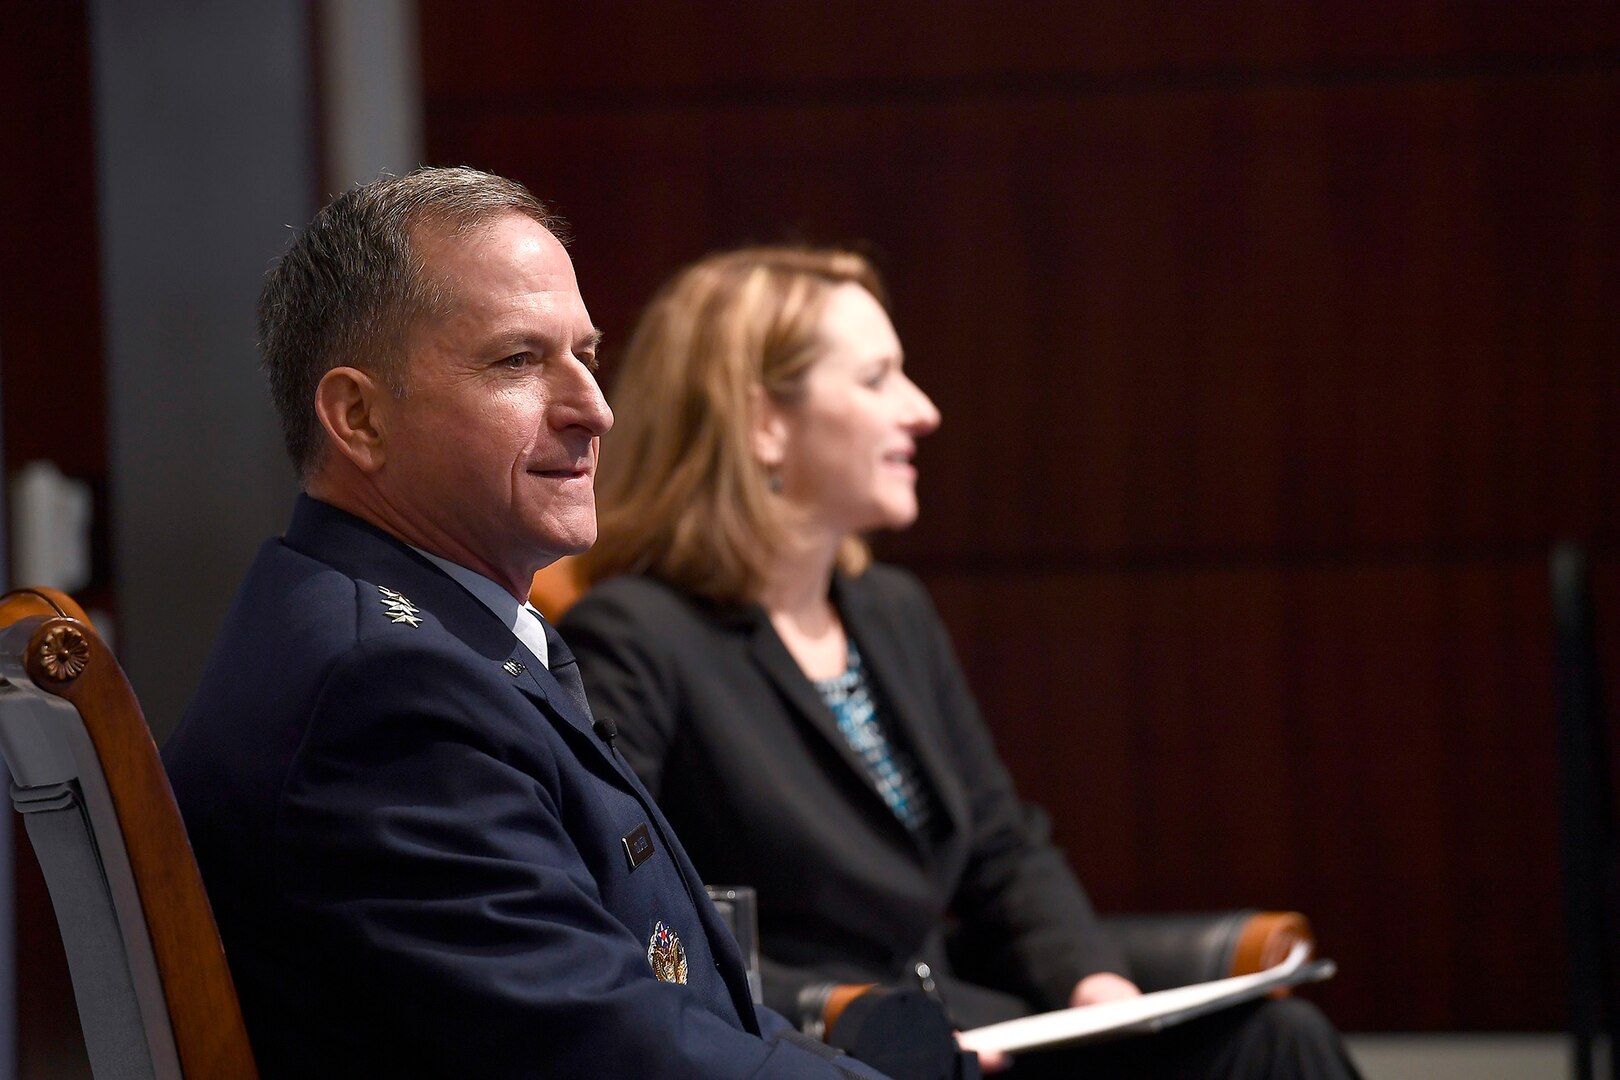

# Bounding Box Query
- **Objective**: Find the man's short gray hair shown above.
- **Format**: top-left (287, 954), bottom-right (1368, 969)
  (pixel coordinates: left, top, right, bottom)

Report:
top-left (258, 166), bottom-right (567, 478)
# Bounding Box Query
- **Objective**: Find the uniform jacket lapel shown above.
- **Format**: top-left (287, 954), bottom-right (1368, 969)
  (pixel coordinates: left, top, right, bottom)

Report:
top-left (285, 497), bottom-right (760, 1028)
top-left (510, 660), bottom-right (760, 1027)
top-left (507, 663), bottom-right (647, 791)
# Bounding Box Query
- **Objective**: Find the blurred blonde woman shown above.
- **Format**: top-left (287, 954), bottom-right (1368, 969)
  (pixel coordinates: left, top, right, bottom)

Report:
top-left (563, 247), bottom-right (1359, 1079)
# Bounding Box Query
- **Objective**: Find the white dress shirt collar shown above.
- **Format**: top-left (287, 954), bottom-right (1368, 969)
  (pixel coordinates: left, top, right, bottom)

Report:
top-left (411, 547), bottom-right (550, 668)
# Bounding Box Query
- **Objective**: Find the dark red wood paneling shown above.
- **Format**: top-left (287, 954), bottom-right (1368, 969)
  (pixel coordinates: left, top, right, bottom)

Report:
top-left (927, 557), bottom-right (1565, 1030)
top-left (426, 70), bottom-right (1620, 566)
top-left (0, 1), bottom-right (109, 482)
top-left (421, 1), bottom-right (1620, 103)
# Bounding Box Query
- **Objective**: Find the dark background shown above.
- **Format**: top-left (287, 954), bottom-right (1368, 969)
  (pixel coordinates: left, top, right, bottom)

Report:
top-left (1, 3), bottom-right (1617, 1074)
top-left (1, 7), bottom-right (109, 1076)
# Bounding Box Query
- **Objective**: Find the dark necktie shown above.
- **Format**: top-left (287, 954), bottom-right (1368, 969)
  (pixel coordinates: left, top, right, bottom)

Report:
top-left (536, 613), bottom-right (593, 722)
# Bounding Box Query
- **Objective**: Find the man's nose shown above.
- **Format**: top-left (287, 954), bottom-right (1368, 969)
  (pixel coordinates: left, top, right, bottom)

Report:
top-left (555, 360), bottom-right (614, 436)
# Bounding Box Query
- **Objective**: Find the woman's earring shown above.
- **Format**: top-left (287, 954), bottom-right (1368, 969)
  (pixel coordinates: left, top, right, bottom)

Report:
top-left (767, 470), bottom-right (784, 494)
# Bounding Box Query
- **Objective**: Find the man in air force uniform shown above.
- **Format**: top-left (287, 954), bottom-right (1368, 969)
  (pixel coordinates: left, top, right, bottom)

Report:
top-left (163, 167), bottom-right (888, 1079)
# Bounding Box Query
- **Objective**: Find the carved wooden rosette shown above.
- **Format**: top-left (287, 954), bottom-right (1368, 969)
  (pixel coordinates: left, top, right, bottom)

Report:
top-left (33, 622), bottom-right (91, 684)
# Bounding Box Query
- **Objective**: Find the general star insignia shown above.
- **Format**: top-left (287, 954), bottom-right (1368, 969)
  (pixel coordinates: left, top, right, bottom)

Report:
top-left (376, 585), bottom-right (423, 627)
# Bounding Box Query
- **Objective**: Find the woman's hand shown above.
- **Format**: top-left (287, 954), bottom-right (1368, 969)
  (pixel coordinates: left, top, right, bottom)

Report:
top-left (956, 1031), bottom-right (1012, 1074)
top-left (958, 973), bottom-right (1142, 1073)
top-left (1068, 971), bottom-right (1142, 1007)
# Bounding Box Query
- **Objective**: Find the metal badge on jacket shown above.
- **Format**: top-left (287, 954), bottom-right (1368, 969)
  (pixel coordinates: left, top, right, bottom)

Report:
top-left (647, 921), bottom-right (688, 984)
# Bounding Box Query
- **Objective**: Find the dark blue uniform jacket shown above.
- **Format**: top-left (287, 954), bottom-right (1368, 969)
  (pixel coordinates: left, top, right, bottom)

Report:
top-left (164, 496), bottom-right (880, 1079)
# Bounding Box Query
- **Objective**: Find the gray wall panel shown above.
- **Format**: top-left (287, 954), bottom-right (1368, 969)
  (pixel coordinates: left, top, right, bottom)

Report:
top-left (91, 0), bottom-right (312, 739)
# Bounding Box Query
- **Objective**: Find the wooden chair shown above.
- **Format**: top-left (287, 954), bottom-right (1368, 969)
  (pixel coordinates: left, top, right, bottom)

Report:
top-left (0, 588), bottom-right (257, 1080)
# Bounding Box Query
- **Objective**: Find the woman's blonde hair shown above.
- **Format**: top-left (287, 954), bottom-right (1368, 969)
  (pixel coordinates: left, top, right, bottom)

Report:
top-left (582, 246), bottom-right (886, 602)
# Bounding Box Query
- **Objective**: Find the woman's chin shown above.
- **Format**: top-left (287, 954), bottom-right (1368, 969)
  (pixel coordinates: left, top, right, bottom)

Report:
top-left (872, 504), bottom-right (920, 534)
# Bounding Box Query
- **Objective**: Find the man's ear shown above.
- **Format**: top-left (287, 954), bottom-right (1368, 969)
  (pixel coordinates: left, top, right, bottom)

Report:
top-left (314, 366), bottom-right (392, 474)
top-left (747, 383), bottom-right (789, 472)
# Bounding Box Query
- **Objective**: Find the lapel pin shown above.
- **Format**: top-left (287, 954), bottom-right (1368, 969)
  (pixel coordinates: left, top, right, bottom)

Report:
top-left (502, 658), bottom-right (527, 677)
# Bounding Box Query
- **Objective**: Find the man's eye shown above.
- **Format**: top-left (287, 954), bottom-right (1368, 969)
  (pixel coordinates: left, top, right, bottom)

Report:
top-left (501, 353), bottom-right (532, 369)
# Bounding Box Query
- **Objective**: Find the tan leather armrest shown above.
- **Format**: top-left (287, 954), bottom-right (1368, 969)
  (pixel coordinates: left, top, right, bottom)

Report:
top-left (1232, 910), bottom-right (1314, 997)
top-left (1230, 910), bottom-right (1313, 976)
top-left (821, 982), bottom-right (878, 1032)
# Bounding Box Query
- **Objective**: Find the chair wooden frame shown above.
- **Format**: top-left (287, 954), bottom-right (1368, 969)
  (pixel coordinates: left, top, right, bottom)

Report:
top-left (0, 588), bottom-right (257, 1079)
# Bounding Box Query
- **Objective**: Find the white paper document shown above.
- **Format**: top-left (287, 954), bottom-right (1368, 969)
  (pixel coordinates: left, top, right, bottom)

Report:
top-left (957, 942), bottom-right (1337, 1057)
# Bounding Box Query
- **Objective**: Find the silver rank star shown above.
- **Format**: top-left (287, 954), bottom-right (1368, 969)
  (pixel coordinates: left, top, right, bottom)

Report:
top-left (376, 585), bottom-right (423, 627)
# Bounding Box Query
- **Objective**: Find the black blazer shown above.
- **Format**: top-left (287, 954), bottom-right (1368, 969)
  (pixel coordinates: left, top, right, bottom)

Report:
top-left (164, 497), bottom-right (880, 1080)
top-left (562, 564), bottom-right (1127, 1028)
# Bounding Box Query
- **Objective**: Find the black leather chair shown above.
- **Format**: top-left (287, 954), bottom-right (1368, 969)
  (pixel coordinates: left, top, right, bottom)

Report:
top-left (1101, 908), bottom-right (1313, 992)
top-left (0, 588), bottom-right (257, 1080)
